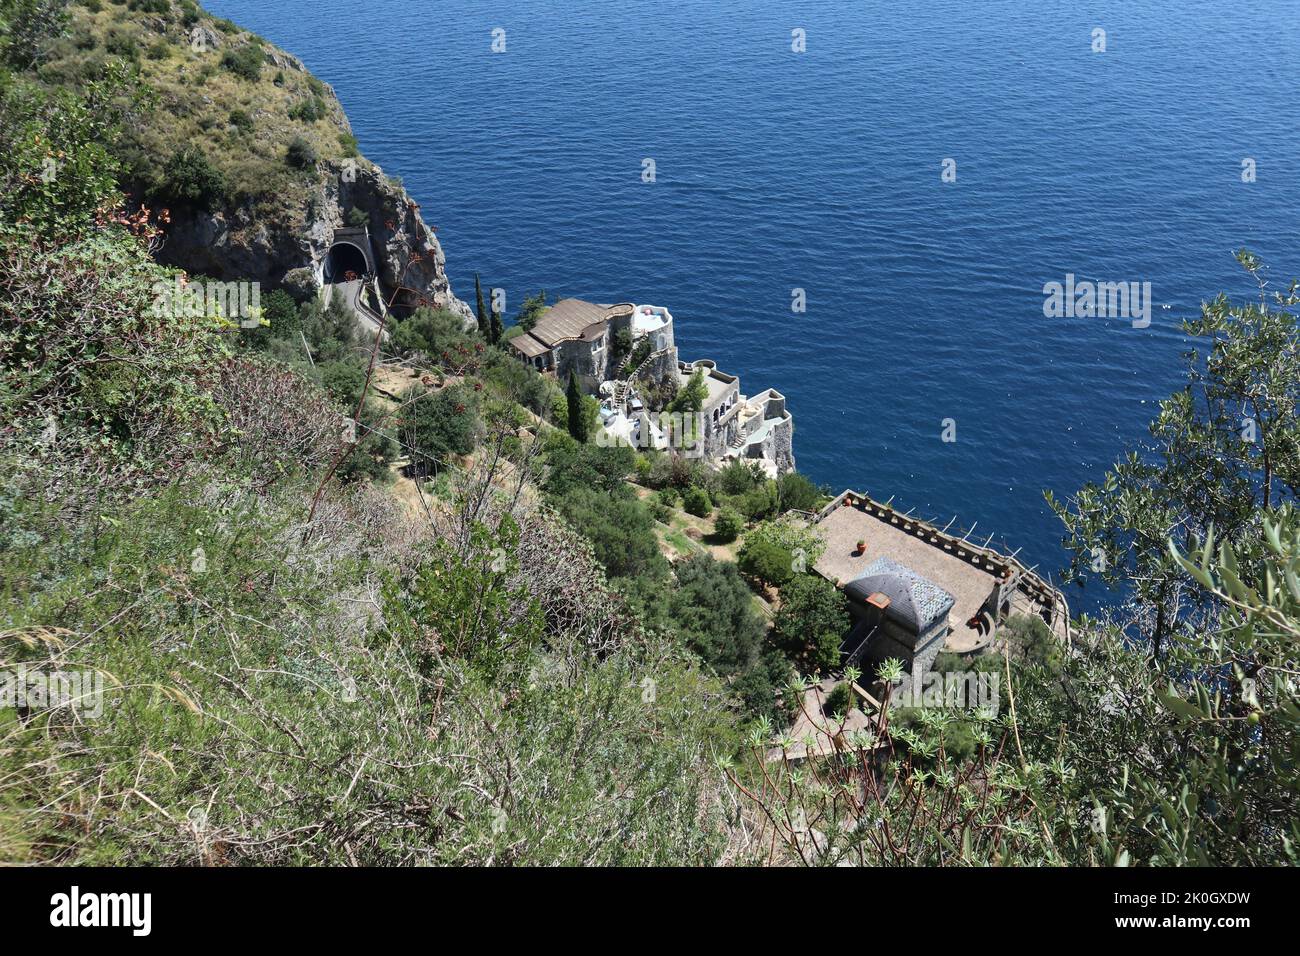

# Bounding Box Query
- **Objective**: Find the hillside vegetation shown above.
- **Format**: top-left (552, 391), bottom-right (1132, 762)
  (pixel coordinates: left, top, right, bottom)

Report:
top-left (2, 1), bottom-right (1297, 866)
top-left (41, 0), bottom-right (355, 221)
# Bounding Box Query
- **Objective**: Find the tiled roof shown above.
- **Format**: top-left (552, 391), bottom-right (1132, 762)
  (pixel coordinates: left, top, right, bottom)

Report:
top-left (526, 298), bottom-right (611, 346)
top-left (845, 557), bottom-right (955, 633)
top-left (511, 333), bottom-right (550, 358)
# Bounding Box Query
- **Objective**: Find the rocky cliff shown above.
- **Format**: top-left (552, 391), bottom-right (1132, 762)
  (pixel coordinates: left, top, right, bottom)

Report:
top-left (54, 1), bottom-right (470, 323)
top-left (161, 154), bottom-right (472, 323)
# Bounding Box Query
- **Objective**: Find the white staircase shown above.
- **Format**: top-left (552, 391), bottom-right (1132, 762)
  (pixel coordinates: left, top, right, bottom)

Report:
top-left (612, 339), bottom-right (668, 410)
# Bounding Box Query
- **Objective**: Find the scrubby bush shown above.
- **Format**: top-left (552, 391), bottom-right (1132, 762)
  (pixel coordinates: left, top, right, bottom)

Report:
top-left (542, 433), bottom-right (636, 497)
top-left (551, 485), bottom-right (668, 582)
top-left (777, 470), bottom-right (823, 513)
top-left (823, 682), bottom-right (852, 718)
top-left (683, 485), bottom-right (712, 518)
top-left (719, 459), bottom-right (762, 496)
top-left (713, 506), bottom-right (743, 542)
top-left (734, 479), bottom-right (779, 521)
top-left (402, 382), bottom-right (482, 474)
top-left (103, 30), bottom-right (140, 62)
top-left (286, 135), bottom-right (318, 169)
top-left (154, 146), bottom-right (228, 211)
top-left (667, 555), bottom-right (787, 718)
top-left (220, 42), bottom-right (263, 80)
top-left (289, 97), bottom-right (327, 123)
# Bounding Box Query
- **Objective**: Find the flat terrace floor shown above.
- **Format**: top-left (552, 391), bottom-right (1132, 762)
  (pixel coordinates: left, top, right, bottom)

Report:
top-left (813, 504), bottom-right (1004, 653)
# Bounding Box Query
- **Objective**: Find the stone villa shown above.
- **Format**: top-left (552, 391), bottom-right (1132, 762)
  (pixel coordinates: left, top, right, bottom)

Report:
top-left (771, 491), bottom-right (1070, 762)
top-left (814, 490), bottom-right (1068, 683)
top-left (509, 298), bottom-right (795, 475)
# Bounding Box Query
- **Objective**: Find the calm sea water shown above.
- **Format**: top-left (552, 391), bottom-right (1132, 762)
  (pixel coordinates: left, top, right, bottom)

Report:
top-left (207, 0), bottom-right (1300, 610)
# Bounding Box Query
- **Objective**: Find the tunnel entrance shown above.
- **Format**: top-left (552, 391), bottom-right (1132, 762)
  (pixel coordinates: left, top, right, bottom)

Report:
top-left (323, 242), bottom-right (368, 284)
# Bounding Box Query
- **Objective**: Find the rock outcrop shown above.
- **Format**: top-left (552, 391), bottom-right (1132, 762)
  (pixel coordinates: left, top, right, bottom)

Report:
top-left (150, 33), bottom-right (470, 324)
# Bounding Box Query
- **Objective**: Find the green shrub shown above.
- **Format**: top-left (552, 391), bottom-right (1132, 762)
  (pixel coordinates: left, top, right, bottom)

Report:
top-left (103, 30), bottom-right (139, 61)
top-left (713, 506), bottom-right (743, 542)
top-left (403, 382), bottom-right (482, 474)
top-left (719, 459), bottom-right (762, 496)
top-left (289, 97), bottom-right (327, 123)
top-left (683, 486), bottom-right (712, 518)
top-left (776, 471), bottom-right (823, 513)
top-left (154, 146), bottom-right (228, 211)
top-left (286, 135), bottom-right (318, 169)
top-left (551, 485), bottom-right (668, 582)
top-left (736, 480), bottom-right (779, 521)
top-left (823, 682), bottom-right (852, 718)
top-left (667, 555), bottom-right (787, 718)
top-left (318, 359), bottom-right (367, 407)
top-left (220, 42), bottom-right (263, 81)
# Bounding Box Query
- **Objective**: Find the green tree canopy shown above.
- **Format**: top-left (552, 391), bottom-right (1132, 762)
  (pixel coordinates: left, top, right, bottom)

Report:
top-left (772, 574), bottom-right (850, 674)
top-left (517, 290), bottom-right (547, 333)
top-left (565, 371), bottom-right (588, 443)
top-left (1047, 251), bottom-right (1300, 657)
top-left (667, 555), bottom-right (786, 717)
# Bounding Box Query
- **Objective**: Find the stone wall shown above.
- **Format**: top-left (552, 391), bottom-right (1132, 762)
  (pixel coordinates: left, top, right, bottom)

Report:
top-left (555, 334), bottom-right (608, 392)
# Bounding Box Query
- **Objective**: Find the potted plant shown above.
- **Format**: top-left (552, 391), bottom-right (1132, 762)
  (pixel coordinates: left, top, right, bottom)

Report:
top-left (856, 539), bottom-right (866, 556)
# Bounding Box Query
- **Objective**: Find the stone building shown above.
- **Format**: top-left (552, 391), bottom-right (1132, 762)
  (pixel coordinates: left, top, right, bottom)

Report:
top-left (509, 297), bottom-right (795, 474)
top-left (841, 557), bottom-right (956, 694)
top-left (508, 299), bottom-right (675, 391)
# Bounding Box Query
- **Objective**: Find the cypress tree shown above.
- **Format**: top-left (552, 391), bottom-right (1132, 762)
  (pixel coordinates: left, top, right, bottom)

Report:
top-left (474, 273), bottom-right (489, 338)
top-left (489, 309), bottom-right (504, 345)
top-left (566, 371), bottom-right (588, 442)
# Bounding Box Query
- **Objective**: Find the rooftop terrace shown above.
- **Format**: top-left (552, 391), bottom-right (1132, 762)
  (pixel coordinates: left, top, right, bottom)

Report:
top-left (812, 491), bottom-right (1069, 653)
top-left (678, 360), bottom-right (737, 408)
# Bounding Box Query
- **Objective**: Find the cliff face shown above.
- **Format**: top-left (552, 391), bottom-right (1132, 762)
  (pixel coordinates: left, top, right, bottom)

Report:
top-left (160, 156), bottom-right (472, 323)
top-left (57, 2), bottom-right (470, 323)
top-left (316, 160), bottom-right (471, 322)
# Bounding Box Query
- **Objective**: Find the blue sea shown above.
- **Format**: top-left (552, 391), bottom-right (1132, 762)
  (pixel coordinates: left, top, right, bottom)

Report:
top-left (207, 0), bottom-right (1300, 611)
